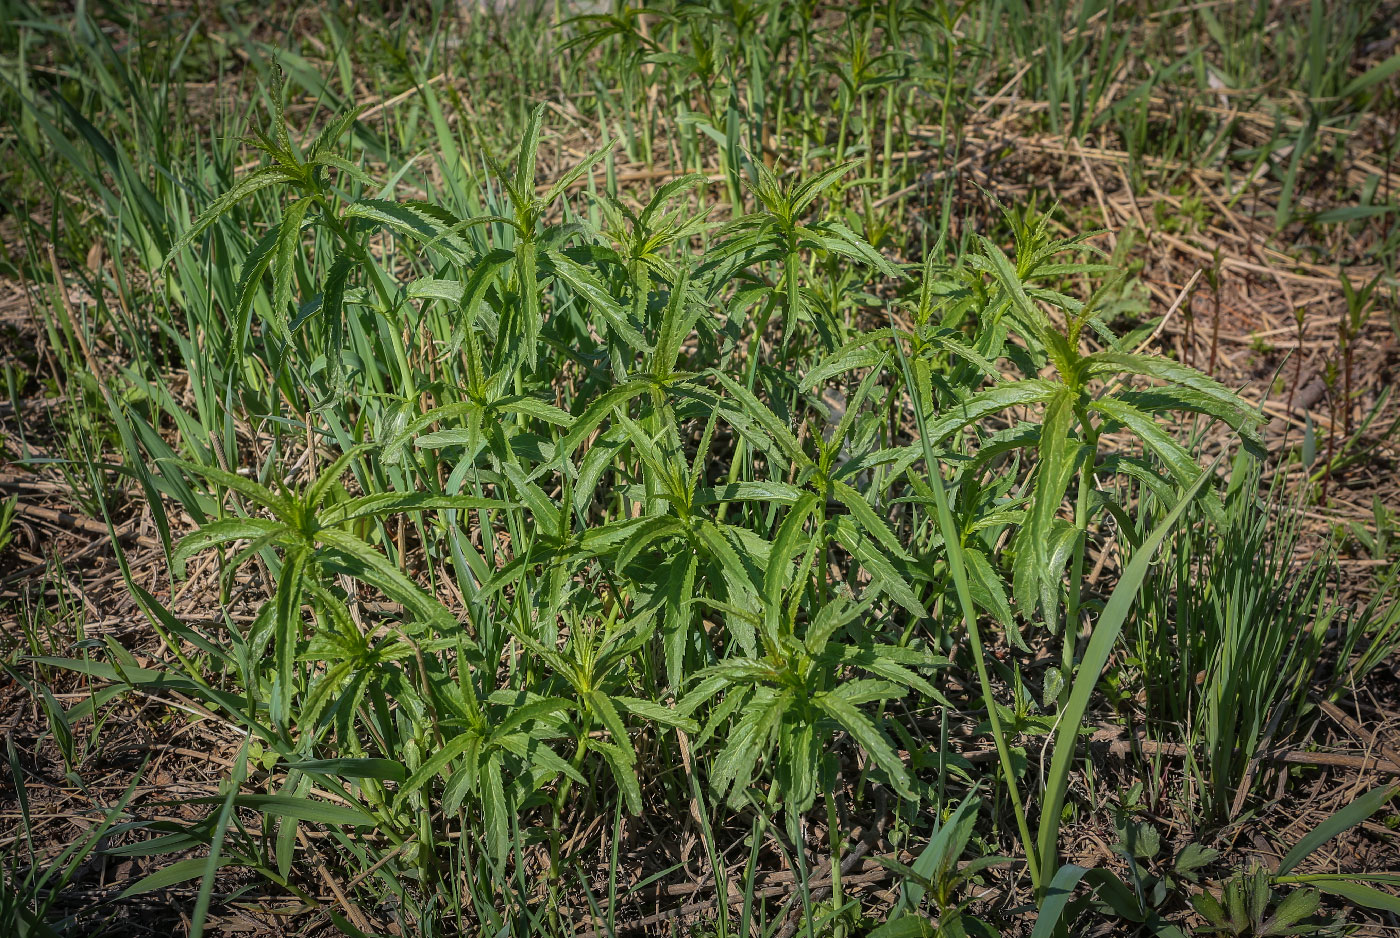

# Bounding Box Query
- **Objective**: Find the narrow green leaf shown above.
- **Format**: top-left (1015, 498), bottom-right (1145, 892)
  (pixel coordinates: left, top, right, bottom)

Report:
top-left (272, 198), bottom-right (310, 329)
top-left (815, 691), bottom-right (912, 799)
top-left (1278, 784), bottom-right (1398, 875)
top-left (1036, 458), bottom-right (1220, 880)
top-left (1030, 864), bottom-right (1090, 938)
top-left (163, 167), bottom-right (294, 266)
top-left (1341, 51), bottom-right (1400, 97)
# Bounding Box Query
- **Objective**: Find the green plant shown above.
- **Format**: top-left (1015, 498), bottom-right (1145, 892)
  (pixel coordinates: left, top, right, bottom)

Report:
top-left (870, 790), bottom-right (1004, 938)
top-left (703, 154), bottom-right (900, 374)
top-left (680, 588), bottom-right (944, 813)
top-left (1129, 452), bottom-right (1400, 822)
top-left (2, 738), bottom-right (144, 938)
top-left (5, 3), bottom-right (1399, 935)
top-left (1192, 870), bottom-right (1334, 938)
top-left (168, 447), bottom-right (505, 729)
top-left (1345, 496), bottom-right (1397, 561)
top-left (1039, 783), bottom-right (1400, 936)
top-left (0, 495), bottom-right (15, 555)
top-left (1337, 270), bottom-right (1382, 441)
top-left (1073, 786), bottom-right (1219, 937)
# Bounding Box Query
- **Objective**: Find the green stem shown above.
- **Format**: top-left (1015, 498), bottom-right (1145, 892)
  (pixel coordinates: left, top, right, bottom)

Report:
top-left (825, 775), bottom-right (844, 934)
top-left (799, 27), bottom-right (813, 165)
top-left (316, 201), bottom-right (415, 392)
top-left (550, 726), bottom-right (591, 879)
top-left (940, 34), bottom-right (956, 159)
top-left (835, 94), bottom-right (851, 162)
top-left (1060, 428), bottom-right (1098, 708)
top-left (889, 316), bottom-right (1041, 893)
top-left (880, 82), bottom-right (896, 201)
top-left (787, 808), bottom-right (815, 938)
top-left (861, 91), bottom-right (875, 181)
top-left (716, 296), bottom-right (774, 525)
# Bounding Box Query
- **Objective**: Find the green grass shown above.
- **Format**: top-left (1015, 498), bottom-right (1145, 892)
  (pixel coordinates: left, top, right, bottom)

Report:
top-left (1, 1), bottom-right (1398, 935)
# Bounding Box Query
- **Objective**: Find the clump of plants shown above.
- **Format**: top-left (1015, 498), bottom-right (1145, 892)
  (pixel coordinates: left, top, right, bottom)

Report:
top-left (4, 3), bottom-right (1399, 936)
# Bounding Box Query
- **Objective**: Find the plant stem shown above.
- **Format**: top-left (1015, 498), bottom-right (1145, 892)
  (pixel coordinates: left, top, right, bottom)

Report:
top-left (1061, 426), bottom-right (1099, 708)
top-left (888, 316), bottom-right (1041, 893)
top-left (826, 775), bottom-right (843, 932)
